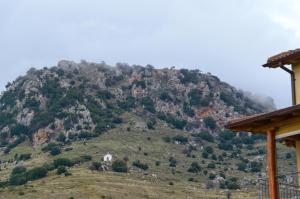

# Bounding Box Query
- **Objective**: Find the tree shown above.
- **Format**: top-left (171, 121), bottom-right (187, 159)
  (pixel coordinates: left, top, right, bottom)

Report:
top-left (132, 160), bottom-right (149, 170)
top-left (147, 118), bottom-right (156, 129)
top-left (188, 89), bottom-right (203, 106)
top-left (208, 173), bottom-right (216, 180)
top-left (204, 146), bottom-right (214, 154)
top-left (250, 161), bottom-right (262, 172)
top-left (172, 135), bottom-right (188, 144)
top-left (202, 152), bottom-right (209, 159)
top-left (57, 133), bottom-right (66, 142)
top-left (57, 166), bottom-right (67, 175)
top-left (50, 147), bottom-right (61, 156)
top-left (26, 167), bottom-right (48, 180)
top-left (188, 162), bottom-right (201, 173)
top-left (197, 131), bottom-right (214, 142)
top-left (237, 162), bottom-right (247, 171)
top-left (140, 97), bottom-right (156, 113)
top-left (112, 160), bottom-right (128, 173)
top-left (203, 117), bottom-right (216, 130)
top-left (207, 162), bottom-right (216, 169)
top-left (53, 158), bottom-right (74, 168)
top-left (219, 130), bottom-right (235, 141)
top-left (169, 157), bottom-right (177, 167)
top-left (10, 124), bottom-right (30, 136)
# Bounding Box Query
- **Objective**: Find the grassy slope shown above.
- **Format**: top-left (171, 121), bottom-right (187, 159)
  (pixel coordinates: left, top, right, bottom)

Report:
top-left (0, 116), bottom-right (295, 199)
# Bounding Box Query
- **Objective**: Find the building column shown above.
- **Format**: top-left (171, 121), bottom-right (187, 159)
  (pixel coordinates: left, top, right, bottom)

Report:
top-left (267, 130), bottom-right (278, 199)
top-left (295, 141), bottom-right (300, 185)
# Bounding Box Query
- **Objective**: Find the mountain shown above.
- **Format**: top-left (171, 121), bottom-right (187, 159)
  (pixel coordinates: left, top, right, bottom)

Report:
top-left (0, 60), bottom-right (292, 199)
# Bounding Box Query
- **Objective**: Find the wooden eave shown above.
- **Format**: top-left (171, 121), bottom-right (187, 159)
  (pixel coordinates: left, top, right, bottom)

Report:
top-left (225, 104), bottom-right (300, 133)
top-left (263, 49), bottom-right (300, 68)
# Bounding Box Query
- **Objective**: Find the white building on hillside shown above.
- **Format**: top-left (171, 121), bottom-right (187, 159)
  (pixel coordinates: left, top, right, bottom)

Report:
top-left (103, 153), bottom-right (113, 162)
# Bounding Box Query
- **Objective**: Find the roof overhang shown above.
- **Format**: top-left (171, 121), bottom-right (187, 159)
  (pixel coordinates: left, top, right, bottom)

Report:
top-left (225, 104), bottom-right (300, 134)
top-left (263, 49), bottom-right (300, 68)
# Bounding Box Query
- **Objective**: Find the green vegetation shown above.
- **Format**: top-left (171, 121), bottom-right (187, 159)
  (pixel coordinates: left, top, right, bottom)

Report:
top-left (157, 112), bottom-right (187, 130)
top-left (203, 117), bottom-right (216, 130)
top-left (183, 102), bottom-right (195, 117)
top-left (179, 69), bottom-right (199, 84)
top-left (140, 97), bottom-right (156, 113)
top-left (112, 160), bottom-right (128, 173)
top-left (193, 131), bottom-right (214, 142)
top-left (132, 160), bottom-right (149, 170)
top-left (159, 92), bottom-right (173, 102)
top-left (188, 162), bottom-right (202, 173)
top-left (9, 166), bottom-right (48, 186)
top-left (172, 135), bottom-right (188, 144)
top-left (118, 96), bottom-right (136, 110)
top-left (146, 117), bottom-right (156, 129)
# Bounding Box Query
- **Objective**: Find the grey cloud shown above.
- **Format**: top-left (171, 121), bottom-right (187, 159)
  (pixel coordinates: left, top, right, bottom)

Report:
top-left (0, 0), bottom-right (297, 108)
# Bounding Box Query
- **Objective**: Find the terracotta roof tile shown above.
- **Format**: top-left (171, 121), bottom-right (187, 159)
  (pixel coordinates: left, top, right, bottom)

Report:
top-left (263, 48), bottom-right (300, 68)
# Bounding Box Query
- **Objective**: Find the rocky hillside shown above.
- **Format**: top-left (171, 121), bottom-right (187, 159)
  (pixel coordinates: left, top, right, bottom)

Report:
top-left (0, 60), bottom-right (275, 149)
top-left (0, 61), bottom-right (294, 198)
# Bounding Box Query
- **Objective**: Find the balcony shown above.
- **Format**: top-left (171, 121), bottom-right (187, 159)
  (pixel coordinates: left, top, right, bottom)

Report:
top-left (258, 172), bottom-right (300, 199)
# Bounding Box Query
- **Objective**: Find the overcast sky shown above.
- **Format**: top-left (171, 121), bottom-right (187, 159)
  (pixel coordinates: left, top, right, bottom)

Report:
top-left (1, 0), bottom-right (300, 108)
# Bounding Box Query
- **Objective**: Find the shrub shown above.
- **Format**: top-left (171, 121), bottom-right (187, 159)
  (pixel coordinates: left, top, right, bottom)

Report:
top-left (237, 162), bottom-right (247, 171)
top-left (286, 153), bottom-right (292, 159)
top-left (157, 112), bottom-right (187, 130)
top-left (112, 160), bottom-right (128, 173)
top-left (159, 92), bottom-right (173, 102)
top-left (42, 142), bottom-right (61, 152)
top-left (250, 161), bottom-right (262, 172)
top-left (95, 123), bottom-right (108, 135)
top-left (147, 118), bottom-right (156, 129)
top-left (50, 147), bottom-right (61, 156)
top-left (17, 153), bottom-right (32, 161)
top-left (89, 162), bottom-right (102, 171)
top-left (10, 124), bottom-right (30, 137)
top-left (218, 142), bottom-right (233, 151)
top-left (220, 92), bottom-right (236, 107)
top-left (208, 173), bottom-right (216, 180)
top-left (9, 166), bottom-right (48, 186)
top-left (201, 151), bottom-right (209, 158)
top-left (204, 146), bottom-right (214, 154)
top-left (219, 130), bottom-right (235, 141)
top-left (43, 163), bottom-right (55, 171)
top-left (207, 163), bottom-right (216, 169)
top-left (203, 117), bottom-right (216, 130)
top-left (180, 69), bottom-right (199, 84)
top-left (169, 157), bottom-right (177, 167)
top-left (26, 167), bottom-right (48, 180)
top-left (172, 135), bottom-right (188, 144)
top-left (162, 136), bottom-right (171, 143)
top-left (11, 166), bottom-right (27, 175)
top-left (96, 90), bottom-right (114, 100)
top-left (80, 155), bottom-right (92, 162)
top-left (57, 133), bottom-right (66, 142)
top-left (9, 173), bottom-right (28, 186)
top-left (57, 166), bottom-right (67, 175)
top-left (118, 96), bottom-right (136, 110)
top-left (227, 182), bottom-right (240, 190)
top-left (155, 161), bottom-right (161, 166)
top-left (183, 102), bottom-right (195, 117)
top-left (188, 89), bottom-right (203, 106)
top-left (132, 160), bottom-right (149, 170)
top-left (53, 158), bottom-right (74, 168)
top-left (188, 162), bottom-right (202, 173)
top-left (196, 131), bottom-right (214, 143)
top-left (78, 131), bottom-right (97, 139)
top-left (133, 80), bottom-right (146, 89)
top-left (140, 97), bottom-right (156, 113)
top-left (24, 97), bottom-right (40, 111)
